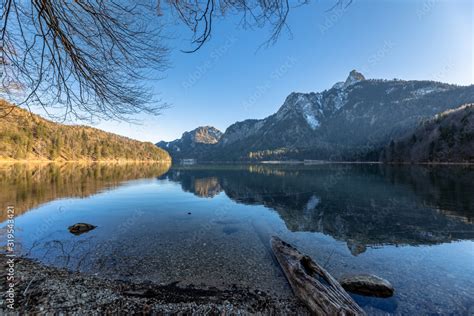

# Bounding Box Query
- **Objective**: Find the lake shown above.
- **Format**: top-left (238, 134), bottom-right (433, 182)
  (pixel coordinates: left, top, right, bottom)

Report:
top-left (1, 162), bottom-right (473, 315)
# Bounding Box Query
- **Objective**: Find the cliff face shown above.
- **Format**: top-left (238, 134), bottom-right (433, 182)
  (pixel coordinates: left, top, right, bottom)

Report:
top-left (382, 104), bottom-right (474, 163)
top-left (156, 126), bottom-right (222, 160)
top-left (0, 100), bottom-right (171, 162)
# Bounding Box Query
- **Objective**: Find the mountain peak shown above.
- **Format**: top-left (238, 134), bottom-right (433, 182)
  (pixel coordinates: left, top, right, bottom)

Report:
top-left (331, 70), bottom-right (366, 90)
top-left (156, 125), bottom-right (223, 157)
top-left (183, 126), bottom-right (223, 144)
top-left (343, 70), bottom-right (365, 88)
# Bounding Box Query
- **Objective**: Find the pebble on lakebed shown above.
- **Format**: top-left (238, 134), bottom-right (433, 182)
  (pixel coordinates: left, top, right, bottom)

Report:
top-left (68, 223), bottom-right (97, 235)
top-left (339, 274), bottom-right (394, 298)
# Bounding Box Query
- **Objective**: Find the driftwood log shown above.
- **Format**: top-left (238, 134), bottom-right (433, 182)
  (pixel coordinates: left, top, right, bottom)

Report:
top-left (271, 236), bottom-right (366, 316)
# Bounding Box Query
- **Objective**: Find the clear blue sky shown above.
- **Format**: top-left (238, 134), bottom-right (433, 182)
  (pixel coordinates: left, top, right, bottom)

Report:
top-left (92, 0), bottom-right (472, 142)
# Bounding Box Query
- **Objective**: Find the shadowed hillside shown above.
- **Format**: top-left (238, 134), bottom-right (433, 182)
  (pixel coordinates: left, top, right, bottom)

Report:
top-left (382, 104), bottom-right (474, 163)
top-left (0, 100), bottom-right (171, 162)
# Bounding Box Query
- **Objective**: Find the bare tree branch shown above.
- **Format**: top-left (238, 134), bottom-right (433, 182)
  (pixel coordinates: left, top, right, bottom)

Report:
top-left (0, 0), bottom-right (349, 121)
top-left (1, 0), bottom-right (169, 121)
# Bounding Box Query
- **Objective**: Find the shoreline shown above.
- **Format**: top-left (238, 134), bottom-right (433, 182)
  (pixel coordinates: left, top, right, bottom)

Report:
top-left (0, 159), bottom-right (172, 164)
top-left (174, 160), bottom-right (474, 166)
top-left (0, 254), bottom-right (308, 314)
top-left (1, 159), bottom-right (472, 166)
top-left (260, 160), bottom-right (474, 166)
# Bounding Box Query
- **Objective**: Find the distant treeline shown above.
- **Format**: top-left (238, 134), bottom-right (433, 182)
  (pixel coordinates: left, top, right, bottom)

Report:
top-left (0, 100), bottom-right (171, 162)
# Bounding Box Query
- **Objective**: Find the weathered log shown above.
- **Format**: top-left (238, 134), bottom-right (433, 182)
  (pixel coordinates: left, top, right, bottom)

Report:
top-left (271, 236), bottom-right (366, 316)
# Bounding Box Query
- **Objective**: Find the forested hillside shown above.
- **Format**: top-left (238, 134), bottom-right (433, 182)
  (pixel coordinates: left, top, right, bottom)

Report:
top-left (382, 104), bottom-right (474, 163)
top-left (0, 100), bottom-right (171, 162)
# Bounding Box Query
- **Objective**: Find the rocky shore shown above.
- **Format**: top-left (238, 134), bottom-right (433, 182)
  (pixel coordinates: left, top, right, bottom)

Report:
top-left (0, 254), bottom-right (309, 315)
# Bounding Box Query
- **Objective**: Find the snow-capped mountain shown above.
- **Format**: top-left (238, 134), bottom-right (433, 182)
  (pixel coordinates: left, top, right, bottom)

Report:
top-left (157, 70), bottom-right (474, 162)
top-left (216, 71), bottom-right (365, 153)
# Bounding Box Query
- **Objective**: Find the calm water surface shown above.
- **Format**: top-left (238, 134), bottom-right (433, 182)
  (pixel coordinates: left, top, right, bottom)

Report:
top-left (1, 163), bottom-right (473, 315)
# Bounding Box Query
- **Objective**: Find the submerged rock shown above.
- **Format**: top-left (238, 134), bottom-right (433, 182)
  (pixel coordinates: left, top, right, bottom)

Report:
top-left (222, 226), bottom-right (239, 235)
top-left (339, 274), bottom-right (394, 298)
top-left (68, 223), bottom-right (97, 235)
top-left (347, 240), bottom-right (367, 256)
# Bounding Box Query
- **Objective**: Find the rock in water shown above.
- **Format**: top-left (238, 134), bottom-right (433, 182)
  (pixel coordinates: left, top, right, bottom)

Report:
top-left (339, 274), bottom-right (394, 298)
top-left (68, 223), bottom-right (97, 235)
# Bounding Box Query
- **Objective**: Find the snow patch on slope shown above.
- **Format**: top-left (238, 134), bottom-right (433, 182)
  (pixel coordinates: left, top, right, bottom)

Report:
top-left (332, 90), bottom-right (348, 111)
top-left (296, 94), bottom-right (320, 130)
top-left (412, 86), bottom-right (447, 96)
top-left (332, 81), bottom-right (345, 90)
top-left (386, 87), bottom-right (396, 94)
top-left (306, 195), bottom-right (320, 210)
top-left (304, 113), bottom-right (320, 129)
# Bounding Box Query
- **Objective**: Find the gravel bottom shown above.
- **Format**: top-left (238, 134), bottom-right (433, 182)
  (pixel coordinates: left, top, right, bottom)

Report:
top-left (0, 254), bottom-right (309, 315)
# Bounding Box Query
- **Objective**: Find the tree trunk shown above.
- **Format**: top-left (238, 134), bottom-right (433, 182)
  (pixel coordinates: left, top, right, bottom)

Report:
top-left (271, 236), bottom-right (366, 316)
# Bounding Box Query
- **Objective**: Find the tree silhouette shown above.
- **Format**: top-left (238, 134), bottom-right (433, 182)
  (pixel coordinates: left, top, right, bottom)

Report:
top-left (1, 0), bottom-right (350, 120)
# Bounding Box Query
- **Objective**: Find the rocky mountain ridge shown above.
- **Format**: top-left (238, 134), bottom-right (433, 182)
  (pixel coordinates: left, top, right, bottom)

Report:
top-left (157, 71), bottom-right (474, 162)
top-left (156, 126), bottom-right (222, 160)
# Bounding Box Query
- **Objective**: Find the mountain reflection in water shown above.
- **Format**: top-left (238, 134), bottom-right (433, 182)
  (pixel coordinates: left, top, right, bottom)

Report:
top-left (1, 162), bottom-right (473, 315)
top-left (161, 164), bottom-right (474, 255)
